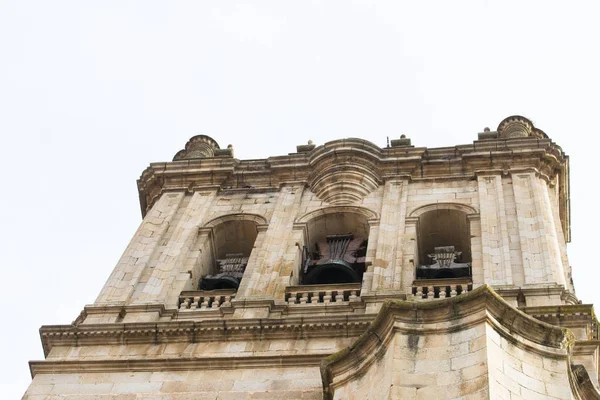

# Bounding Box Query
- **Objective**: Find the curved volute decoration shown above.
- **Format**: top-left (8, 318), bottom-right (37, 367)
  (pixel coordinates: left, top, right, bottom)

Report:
top-left (497, 115), bottom-right (548, 139)
top-left (173, 135), bottom-right (222, 160)
top-left (307, 139), bottom-right (382, 205)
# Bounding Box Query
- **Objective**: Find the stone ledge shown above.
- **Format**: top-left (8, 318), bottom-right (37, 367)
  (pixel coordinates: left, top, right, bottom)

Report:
top-left (29, 354), bottom-right (325, 377)
top-left (39, 315), bottom-right (375, 357)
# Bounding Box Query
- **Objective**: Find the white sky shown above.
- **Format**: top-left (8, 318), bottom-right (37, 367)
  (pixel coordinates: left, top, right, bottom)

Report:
top-left (1, 1), bottom-right (599, 397)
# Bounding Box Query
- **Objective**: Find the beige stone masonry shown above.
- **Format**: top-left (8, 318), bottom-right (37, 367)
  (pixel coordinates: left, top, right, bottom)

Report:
top-left (243, 184), bottom-right (305, 301)
top-left (513, 172), bottom-right (566, 286)
top-left (24, 368), bottom-right (324, 399)
top-left (321, 285), bottom-right (585, 399)
top-left (549, 184), bottom-right (573, 292)
top-left (369, 178), bottom-right (408, 293)
top-left (132, 191), bottom-right (217, 307)
top-left (477, 173), bottom-right (513, 286)
top-left (96, 192), bottom-right (185, 306)
top-left (26, 120), bottom-right (588, 399)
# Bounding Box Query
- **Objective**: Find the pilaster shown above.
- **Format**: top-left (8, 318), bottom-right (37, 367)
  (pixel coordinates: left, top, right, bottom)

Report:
top-left (477, 173), bottom-right (513, 286)
top-left (242, 183), bottom-right (305, 300)
top-left (131, 190), bottom-right (217, 307)
top-left (513, 172), bottom-right (565, 286)
top-left (369, 178), bottom-right (407, 292)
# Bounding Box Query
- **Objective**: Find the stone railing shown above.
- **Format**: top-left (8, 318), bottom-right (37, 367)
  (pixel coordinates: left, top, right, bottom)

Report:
top-left (285, 283), bottom-right (361, 305)
top-left (178, 289), bottom-right (236, 310)
top-left (412, 278), bottom-right (473, 300)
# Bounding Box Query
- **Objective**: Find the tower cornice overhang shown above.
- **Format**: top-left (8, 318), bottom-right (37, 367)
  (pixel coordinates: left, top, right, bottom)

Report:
top-left (136, 134), bottom-right (570, 240)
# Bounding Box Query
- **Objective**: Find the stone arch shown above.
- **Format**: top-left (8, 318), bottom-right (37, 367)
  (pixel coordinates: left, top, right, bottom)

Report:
top-left (197, 213), bottom-right (267, 290)
top-left (296, 206), bottom-right (379, 224)
top-left (295, 206), bottom-right (377, 285)
top-left (409, 202), bottom-right (478, 218)
top-left (203, 213), bottom-right (268, 229)
top-left (408, 203), bottom-right (479, 281)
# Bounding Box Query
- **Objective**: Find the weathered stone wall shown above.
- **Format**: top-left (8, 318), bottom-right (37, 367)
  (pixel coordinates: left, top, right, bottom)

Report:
top-left (331, 322), bottom-right (489, 400)
top-left (24, 368), bottom-right (323, 399)
top-left (486, 324), bottom-right (572, 399)
top-left (93, 167), bottom-right (571, 315)
top-left (323, 287), bottom-right (578, 400)
top-left (26, 124), bottom-right (587, 399)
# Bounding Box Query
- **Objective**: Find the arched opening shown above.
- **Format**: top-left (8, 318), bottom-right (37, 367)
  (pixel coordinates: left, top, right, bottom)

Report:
top-left (301, 212), bottom-right (369, 285)
top-left (199, 219), bottom-right (259, 290)
top-left (416, 209), bottom-right (471, 280)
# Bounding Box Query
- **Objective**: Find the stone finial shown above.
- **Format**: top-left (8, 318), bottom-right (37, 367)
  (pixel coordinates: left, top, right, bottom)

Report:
top-left (390, 135), bottom-right (412, 147)
top-left (478, 127), bottom-right (498, 140)
top-left (297, 140), bottom-right (316, 153)
top-left (497, 116), bottom-right (533, 139)
top-left (173, 135), bottom-right (234, 160)
top-left (173, 135), bottom-right (229, 160)
top-left (215, 144), bottom-right (234, 158)
top-left (495, 115), bottom-right (548, 139)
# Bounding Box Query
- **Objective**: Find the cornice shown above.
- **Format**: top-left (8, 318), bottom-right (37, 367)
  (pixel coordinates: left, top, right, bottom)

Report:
top-left (136, 120), bottom-right (570, 238)
top-left (137, 141), bottom-right (566, 205)
top-left (29, 354), bottom-right (325, 378)
top-left (39, 314), bottom-right (375, 357)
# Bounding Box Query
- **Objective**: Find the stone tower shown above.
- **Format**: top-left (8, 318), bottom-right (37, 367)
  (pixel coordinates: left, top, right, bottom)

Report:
top-left (24, 116), bottom-right (600, 399)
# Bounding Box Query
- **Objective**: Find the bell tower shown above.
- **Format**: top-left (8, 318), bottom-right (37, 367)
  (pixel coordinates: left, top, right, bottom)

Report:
top-left (24, 117), bottom-right (600, 399)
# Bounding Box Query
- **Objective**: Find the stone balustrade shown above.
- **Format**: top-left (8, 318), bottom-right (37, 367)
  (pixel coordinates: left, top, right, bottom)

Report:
top-left (285, 283), bottom-right (361, 305)
top-left (412, 278), bottom-right (473, 300)
top-left (178, 289), bottom-right (236, 310)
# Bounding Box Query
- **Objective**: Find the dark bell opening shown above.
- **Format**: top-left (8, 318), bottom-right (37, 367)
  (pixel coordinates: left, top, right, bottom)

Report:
top-left (199, 275), bottom-right (240, 290)
top-left (434, 269), bottom-right (456, 279)
top-left (303, 259), bottom-right (360, 285)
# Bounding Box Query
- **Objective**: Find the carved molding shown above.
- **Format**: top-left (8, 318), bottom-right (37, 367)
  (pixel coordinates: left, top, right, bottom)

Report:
top-left (408, 202), bottom-right (478, 218)
top-left (203, 212), bottom-right (269, 228)
top-left (29, 354), bottom-right (326, 377)
top-left (173, 135), bottom-right (222, 160)
top-left (295, 205), bottom-right (379, 224)
top-left (307, 139), bottom-right (383, 204)
top-left (497, 115), bottom-right (547, 139)
top-left (38, 314), bottom-right (374, 357)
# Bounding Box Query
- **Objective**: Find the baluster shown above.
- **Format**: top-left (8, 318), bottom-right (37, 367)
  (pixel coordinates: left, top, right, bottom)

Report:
top-left (450, 285), bottom-right (458, 297)
top-left (222, 295), bottom-right (232, 307)
top-left (323, 290), bottom-right (332, 304)
top-left (300, 292), bottom-right (309, 304)
top-left (190, 296), bottom-right (200, 309)
top-left (179, 297), bottom-right (191, 310)
top-left (335, 291), bottom-right (344, 302)
top-left (349, 290), bottom-right (358, 301)
top-left (211, 296), bottom-right (220, 308)
top-left (427, 286), bottom-right (435, 299)
top-left (439, 286), bottom-right (447, 299)
top-left (416, 286), bottom-right (423, 299)
top-left (200, 296), bottom-right (210, 309)
top-left (288, 292), bottom-right (298, 305)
